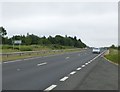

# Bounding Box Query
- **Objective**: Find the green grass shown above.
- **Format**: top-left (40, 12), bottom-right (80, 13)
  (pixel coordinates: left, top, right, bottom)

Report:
top-left (1, 45), bottom-right (81, 61)
top-left (105, 49), bottom-right (119, 64)
top-left (2, 48), bottom-right (81, 62)
top-left (1, 45), bottom-right (76, 53)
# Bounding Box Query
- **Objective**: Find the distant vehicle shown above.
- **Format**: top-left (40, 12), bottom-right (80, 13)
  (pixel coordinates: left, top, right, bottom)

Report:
top-left (92, 48), bottom-right (100, 54)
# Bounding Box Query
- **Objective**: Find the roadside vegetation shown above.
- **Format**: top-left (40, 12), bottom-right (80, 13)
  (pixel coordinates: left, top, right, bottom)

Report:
top-left (0, 27), bottom-right (86, 61)
top-left (104, 45), bottom-right (119, 65)
top-left (1, 44), bottom-right (77, 53)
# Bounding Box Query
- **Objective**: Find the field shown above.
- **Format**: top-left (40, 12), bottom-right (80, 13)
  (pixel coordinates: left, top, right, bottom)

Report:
top-left (105, 48), bottom-right (119, 65)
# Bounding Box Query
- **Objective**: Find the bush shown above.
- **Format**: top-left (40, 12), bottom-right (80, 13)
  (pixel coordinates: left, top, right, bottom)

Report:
top-left (19, 46), bottom-right (33, 51)
top-left (2, 45), bottom-right (13, 49)
top-left (50, 44), bottom-right (65, 49)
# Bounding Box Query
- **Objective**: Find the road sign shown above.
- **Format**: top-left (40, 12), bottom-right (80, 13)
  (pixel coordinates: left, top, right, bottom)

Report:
top-left (14, 40), bottom-right (22, 44)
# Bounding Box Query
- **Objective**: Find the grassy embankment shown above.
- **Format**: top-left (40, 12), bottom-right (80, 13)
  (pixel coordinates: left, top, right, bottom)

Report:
top-left (104, 48), bottom-right (119, 65)
top-left (1, 45), bottom-right (81, 62)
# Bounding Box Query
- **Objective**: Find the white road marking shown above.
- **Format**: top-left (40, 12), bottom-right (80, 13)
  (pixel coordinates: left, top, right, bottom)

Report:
top-left (90, 60), bottom-right (92, 62)
top-left (76, 67), bottom-right (81, 71)
top-left (44, 85), bottom-right (57, 91)
top-left (24, 58), bottom-right (30, 60)
top-left (82, 65), bottom-right (85, 67)
top-left (89, 51), bottom-right (106, 63)
top-left (17, 68), bottom-right (20, 71)
top-left (60, 76), bottom-right (69, 81)
top-left (88, 61), bottom-right (91, 64)
top-left (3, 60), bottom-right (22, 64)
top-left (37, 62), bottom-right (47, 66)
top-left (65, 57), bottom-right (69, 59)
top-left (70, 71), bottom-right (76, 75)
top-left (85, 62), bottom-right (88, 65)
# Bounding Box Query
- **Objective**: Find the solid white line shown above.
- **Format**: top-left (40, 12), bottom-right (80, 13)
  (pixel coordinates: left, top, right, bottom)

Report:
top-left (70, 71), bottom-right (76, 75)
top-left (44, 85), bottom-right (57, 91)
top-left (37, 62), bottom-right (47, 66)
top-left (82, 65), bottom-right (85, 67)
top-left (60, 76), bottom-right (69, 81)
top-left (76, 67), bottom-right (81, 71)
top-left (24, 58), bottom-right (30, 60)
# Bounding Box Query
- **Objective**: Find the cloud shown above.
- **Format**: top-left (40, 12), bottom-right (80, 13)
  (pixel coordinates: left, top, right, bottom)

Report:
top-left (1, 2), bottom-right (118, 47)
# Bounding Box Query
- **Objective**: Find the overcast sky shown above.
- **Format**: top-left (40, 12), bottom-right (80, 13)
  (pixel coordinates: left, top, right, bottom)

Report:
top-left (1, 1), bottom-right (118, 47)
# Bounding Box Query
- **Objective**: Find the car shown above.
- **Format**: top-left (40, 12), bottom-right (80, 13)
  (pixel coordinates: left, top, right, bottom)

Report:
top-left (92, 48), bottom-right (100, 54)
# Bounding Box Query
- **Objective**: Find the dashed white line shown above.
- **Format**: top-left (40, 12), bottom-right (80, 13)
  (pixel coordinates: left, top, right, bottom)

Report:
top-left (65, 57), bottom-right (70, 59)
top-left (82, 65), bottom-right (85, 67)
top-left (17, 68), bottom-right (20, 71)
top-left (37, 62), bottom-right (47, 66)
top-left (76, 67), bottom-right (81, 71)
top-left (88, 61), bottom-right (91, 64)
top-left (70, 71), bottom-right (76, 75)
top-left (85, 62), bottom-right (88, 65)
top-left (44, 85), bottom-right (57, 91)
top-left (60, 76), bottom-right (69, 81)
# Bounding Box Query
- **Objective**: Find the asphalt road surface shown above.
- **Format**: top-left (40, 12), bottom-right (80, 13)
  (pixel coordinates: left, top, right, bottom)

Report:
top-left (2, 48), bottom-right (118, 91)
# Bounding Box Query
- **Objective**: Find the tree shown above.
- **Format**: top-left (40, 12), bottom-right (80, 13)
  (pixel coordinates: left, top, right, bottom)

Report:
top-left (25, 34), bottom-right (32, 45)
top-left (110, 44), bottom-right (115, 48)
top-left (0, 27), bottom-right (7, 37)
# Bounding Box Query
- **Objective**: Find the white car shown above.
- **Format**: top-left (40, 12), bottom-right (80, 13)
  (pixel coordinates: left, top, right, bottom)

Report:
top-left (92, 48), bottom-right (100, 54)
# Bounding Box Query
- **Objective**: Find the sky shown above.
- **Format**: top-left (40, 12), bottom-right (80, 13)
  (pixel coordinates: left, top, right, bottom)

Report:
top-left (1, 1), bottom-right (118, 47)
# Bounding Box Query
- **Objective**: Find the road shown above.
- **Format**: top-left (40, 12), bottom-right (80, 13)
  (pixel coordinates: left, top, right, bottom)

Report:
top-left (2, 48), bottom-right (118, 91)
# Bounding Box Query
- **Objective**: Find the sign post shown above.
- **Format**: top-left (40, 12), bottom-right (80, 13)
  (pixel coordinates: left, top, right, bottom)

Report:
top-left (14, 40), bottom-right (22, 50)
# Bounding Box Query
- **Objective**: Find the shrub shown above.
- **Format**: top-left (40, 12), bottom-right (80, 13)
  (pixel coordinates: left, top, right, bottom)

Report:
top-left (2, 45), bottom-right (13, 49)
top-left (19, 46), bottom-right (32, 51)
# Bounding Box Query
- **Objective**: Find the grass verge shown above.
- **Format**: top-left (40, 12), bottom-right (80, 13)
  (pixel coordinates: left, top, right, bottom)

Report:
top-left (2, 48), bottom-right (81, 62)
top-left (104, 49), bottom-right (119, 65)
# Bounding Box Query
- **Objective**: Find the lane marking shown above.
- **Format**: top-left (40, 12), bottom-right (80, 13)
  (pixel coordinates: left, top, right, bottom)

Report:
top-left (37, 62), bottom-right (47, 66)
top-left (44, 85), bottom-right (57, 91)
top-left (60, 76), bottom-right (69, 81)
top-left (85, 62), bottom-right (88, 65)
top-left (88, 61), bottom-right (91, 64)
top-left (70, 71), bottom-right (76, 75)
top-left (17, 68), bottom-right (20, 71)
top-left (90, 60), bottom-right (92, 62)
top-left (3, 60), bottom-right (22, 64)
top-left (82, 65), bottom-right (85, 67)
top-left (76, 67), bottom-right (81, 71)
top-left (65, 57), bottom-right (70, 59)
top-left (24, 58), bottom-right (30, 60)
top-left (88, 50), bottom-right (106, 63)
